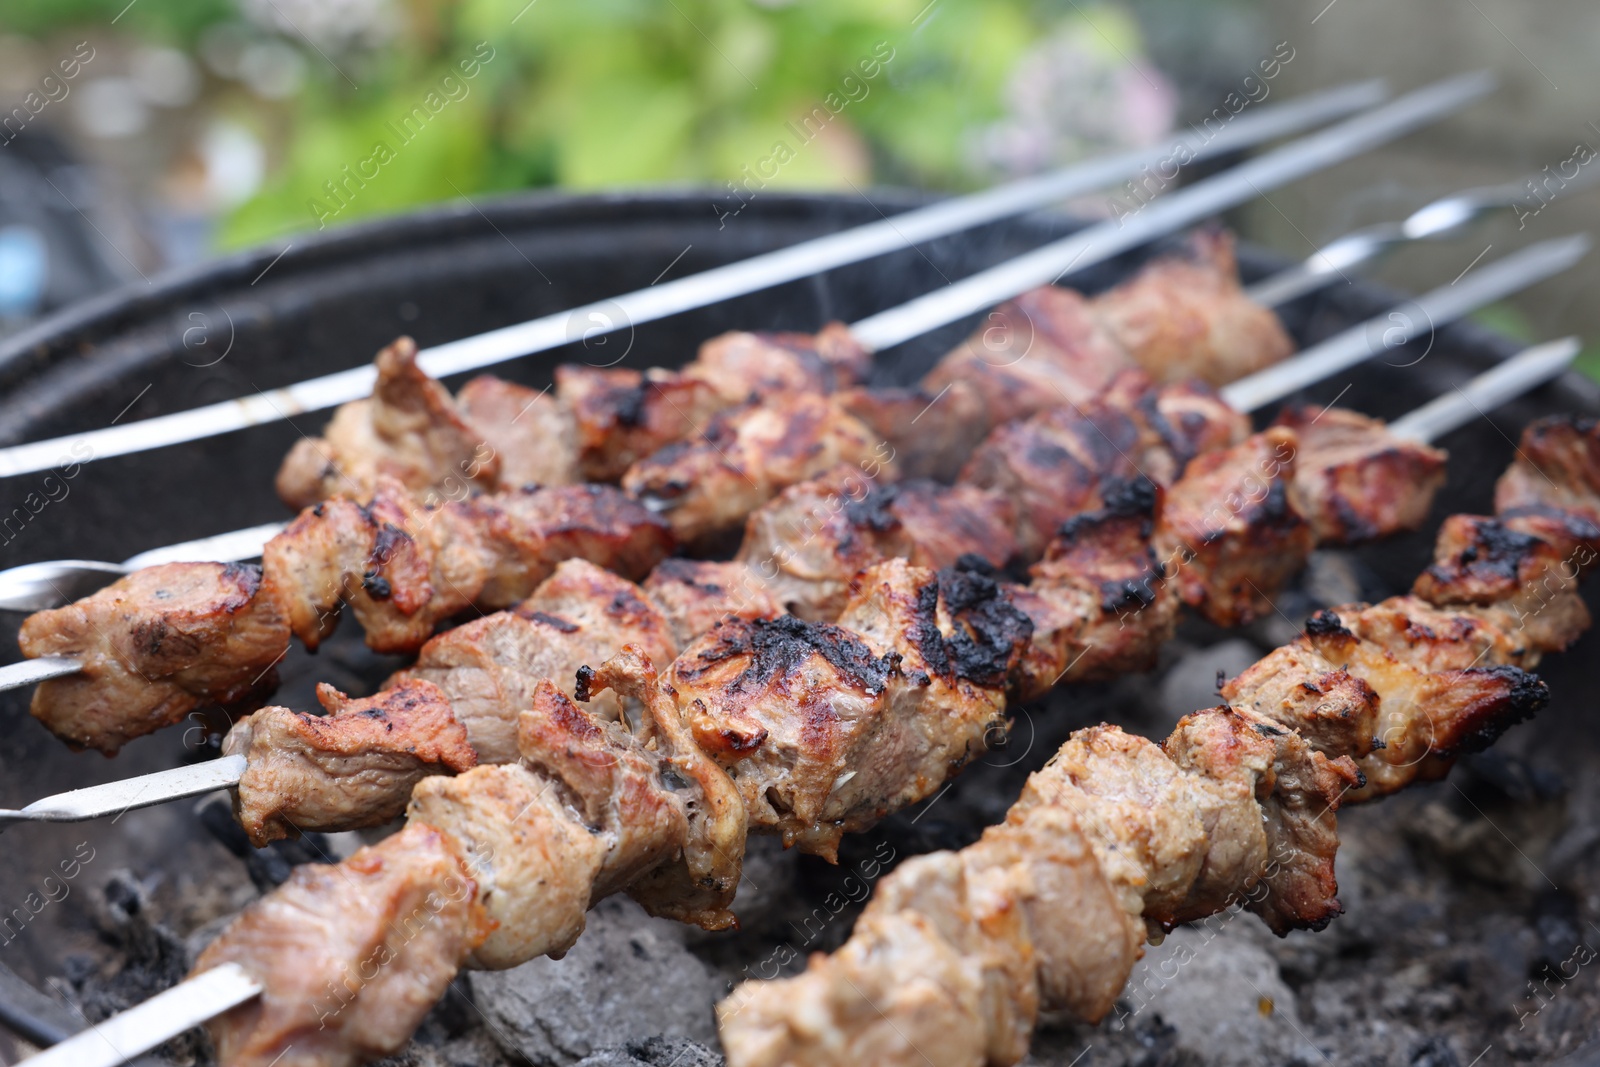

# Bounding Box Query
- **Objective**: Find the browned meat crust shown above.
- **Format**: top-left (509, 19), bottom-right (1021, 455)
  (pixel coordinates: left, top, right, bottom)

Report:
top-left (621, 392), bottom-right (896, 548)
top-left (1092, 229), bottom-right (1295, 386)
top-left (196, 822), bottom-right (489, 1067)
top-left (389, 559), bottom-right (678, 763)
top-left (642, 558), bottom-right (783, 649)
top-left (455, 375), bottom-right (578, 491)
top-left (19, 562), bottom-right (289, 754)
top-left (665, 559), bottom-right (1026, 859)
top-left (277, 336), bottom-right (501, 510)
top-left (922, 285), bottom-right (1134, 434)
top-left (1017, 477), bottom-right (1178, 696)
top-left (1275, 404), bottom-right (1448, 542)
top-left (263, 477), bottom-right (672, 654)
top-left (226, 680), bottom-right (476, 846)
top-left (960, 372), bottom-right (1249, 561)
top-left (733, 466), bottom-right (1018, 621)
top-left (1155, 427), bottom-right (1313, 626)
top-left (555, 364), bottom-right (727, 483)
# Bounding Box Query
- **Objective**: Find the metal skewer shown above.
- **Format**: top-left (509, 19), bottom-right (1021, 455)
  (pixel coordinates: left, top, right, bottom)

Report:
top-left (0, 337), bottom-right (1579, 832)
top-left (0, 75), bottom-right (1497, 619)
top-left (1246, 165), bottom-right (1600, 308)
top-left (0, 229), bottom-right (1578, 633)
top-left (0, 79), bottom-right (1389, 483)
top-left (848, 71), bottom-right (1493, 351)
top-left (17, 962), bottom-right (261, 1067)
top-left (8, 334), bottom-right (1582, 1067)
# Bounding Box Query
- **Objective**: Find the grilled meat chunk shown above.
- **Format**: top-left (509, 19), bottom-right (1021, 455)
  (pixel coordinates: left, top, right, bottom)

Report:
top-left (665, 560), bottom-right (1022, 859)
top-left (226, 680), bottom-right (475, 846)
top-left (923, 284), bottom-right (1134, 435)
top-left (455, 375), bottom-right (580, 490)
top-left (555, 364), bottom-right (727, 483)
top-left (1496, 415), bottom-right (1600, 545)
top-left (835, 381), bottom-right (992, 482)
top-left (1092, 229), bottom-right (1294, 386)
top-left (1154, 428), bottom-right (1313, 626)
top-left (642, 558), bottom-right (782, 649)
top-left (735, 466), bottom-right (1018, 621)
top-left (20, 562), bottom-right (289, 754)
top-left (622, 392), bottom-right (896, 548)
top-left (195, 822), bottom-right (487, 1067)
top-left (581, 647), bottom-right (747, 929)
top-left (555, 323), bottom-right (869, 482)
top-left (720, 709), bottom-right (1355, 1067)
top-left (691, 322), bottom-right (872, 401)
top-left (1226, 606), bottom-right (1548, 798)
top-left (1016, 478), bottom-right (1178, 697)
top-left (390, 559), bottom-right (677, 763)
top-left (960, 372), bottom-right (1247, 561)
top-left (961, 400), bottom-right (1146, 561)
top-left (277, 336), bottom-right (500, 510)
top-left (1274, 404), bottom-right (1448, 542)
top-left (264, 478), bottom-right (672, 654)
top-left (408, 763), bottom-right (605, 969)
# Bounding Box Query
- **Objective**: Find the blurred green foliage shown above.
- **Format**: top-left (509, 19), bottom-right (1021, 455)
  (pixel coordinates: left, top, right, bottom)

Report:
top-left (0, 0), bottom-right (1158, 251)
top-left (217, 0), bottom-right (1046, 246)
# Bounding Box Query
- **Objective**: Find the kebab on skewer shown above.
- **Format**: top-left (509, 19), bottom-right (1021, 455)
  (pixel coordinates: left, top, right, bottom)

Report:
top-left (713, 413), bottom-right (1600, 1067)
top-left (11, 360), bottom-right (1440, 760)
top-left (7, 227), bottom-right (1581, 754)
top-left (167, 406), bottom-right (1593, 1067)
top-left (280, 232), bottom-right (1294, 546)
top-left (10, 331), bottom-right (1526, 834)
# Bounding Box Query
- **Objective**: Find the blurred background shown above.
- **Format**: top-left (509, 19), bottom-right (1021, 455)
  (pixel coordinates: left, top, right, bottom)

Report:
top-left (0, 0), bottom-right (1595, 370)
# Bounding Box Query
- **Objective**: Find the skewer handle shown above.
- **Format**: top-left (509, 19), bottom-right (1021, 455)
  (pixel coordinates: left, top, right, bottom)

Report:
top-left (0, 754), bottom-right (247, 830)
top-left (17, 963), bottom-right (260, 1067)
top-left (1390, 337), bottom-right (1582, 443)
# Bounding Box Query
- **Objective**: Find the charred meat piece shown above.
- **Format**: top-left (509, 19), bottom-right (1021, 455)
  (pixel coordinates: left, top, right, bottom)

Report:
top-left (390, 559), bottom-right (677, 763)
top-left (455, 375), bottom-right (580, 490)
top-left (961, 400), bottom-right (1147, 561)
top-left (1274, 404), bottom-right (1447, 543)
top-left (835, 381), bottom-right (992, 482)
top-left (735, 466), bottom-right (1018, 621)
top-left (555, 323), bottom-right (869, 483)
top-left (665, 560), bottom-right (1020, 859)
top-left (1092, 229), bottom-right (1294, 386)
top-left (1410, 513), bottom-right (1593, 661)
top-left (263, 478), bottom-right (672, 654)
top-left (226, 680), bottom-right (475, 846)
top-left (642, 558), bottom-right (782, 649)
top-left (1017, 478), bottom-right (1178, 697)
top-left (1226, 606), bottom-right (1548, 798)
top-left (277, 336), bottom-right (500, 510)
top-left (622, 392), bottom-right (896, 548)
top-left (408, 763), bottom-right (606, 969)
top-left (1495, 415), bottom-right (1600, 551)
top-left (922, 284), bottom-right (1133, 434)
top-left (194, 821), bottom-right (488, 1067)
top-left (1154, 428), bottom-right (1313, 627)
top-left (555, 364), bottom-right (727, 483)
top-left (20, 562), bottom-right (289, 755)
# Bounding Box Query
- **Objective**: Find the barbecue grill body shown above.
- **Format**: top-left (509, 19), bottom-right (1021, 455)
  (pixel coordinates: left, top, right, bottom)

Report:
top-left (0, 190), bottom-right (1594, 1061)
